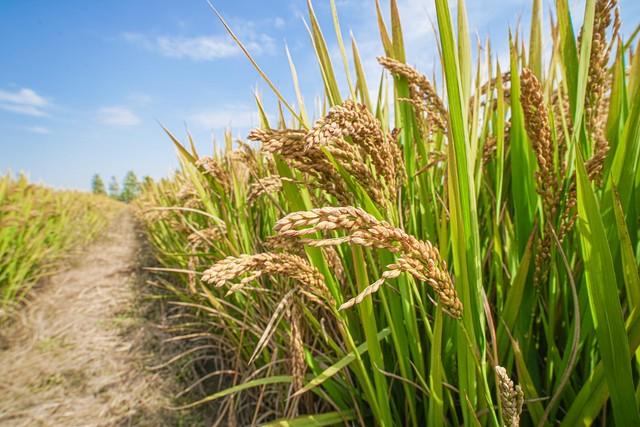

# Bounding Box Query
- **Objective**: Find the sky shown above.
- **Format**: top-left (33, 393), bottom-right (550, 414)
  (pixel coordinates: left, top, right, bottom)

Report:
top-left (1, 0), bottom-right (639, 191)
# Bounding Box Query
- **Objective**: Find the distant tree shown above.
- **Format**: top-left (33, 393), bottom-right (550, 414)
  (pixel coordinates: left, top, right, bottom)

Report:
top-left (91, 174), bottom-right (106, 195)
top-left (120, 171), bottom-right (140, 203)
top-left (108, 176), bottom-right (120, 200)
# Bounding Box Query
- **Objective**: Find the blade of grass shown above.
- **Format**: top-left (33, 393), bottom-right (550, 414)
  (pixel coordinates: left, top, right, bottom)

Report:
top-left (350, 35), bottom-right (373, 111)
top-left (576, 150), bottom-right (640, 425)
top-left (207, 1), bottom-right (305, 127)
top-left (329, 0), bottom-right (355, 100)
top-left (305, 0), bottom-right (342, 106)
top-left (292, 328), bottom-right (391, 397)
top-left (263, 410), bottom-right (356, 427)
top-left (528, 0), bottom-right (542, 79)
top-left (434, 0), bottom-right (491, 422)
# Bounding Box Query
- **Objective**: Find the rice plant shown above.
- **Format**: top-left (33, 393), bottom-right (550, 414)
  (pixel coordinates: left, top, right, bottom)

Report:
top-left (138, 0), bottom-right (640, 424)
top-left (0, 174), bottom-right (118, 310)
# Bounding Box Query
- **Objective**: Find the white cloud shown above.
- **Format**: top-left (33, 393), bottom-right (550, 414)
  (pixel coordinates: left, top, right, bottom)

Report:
top-left (123, 29), bottom-right (275, 61)
top-left (24, 126), bottom-right (51, 134)
top-left (188, 106), bottom-right (261, 130)
top-left (98, 106), bottom-right (140, 127)
top-left (397, 0), bottom-right (437, 43)
top-left (273, 17), bottom-right (286, 29)
top-left (0, 88), bottom-right (50, 117)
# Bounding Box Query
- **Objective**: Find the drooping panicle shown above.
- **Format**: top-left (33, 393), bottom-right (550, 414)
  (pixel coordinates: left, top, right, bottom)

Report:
top-left (249, 128), bottom-right (349, 204)
top-left (520, 68), bottom-right (557, 216)
top-left (520, 68), bottom-right (559, 285)
top-left (305, 100), bottom-right (402, 192)
top-left (378, 56), bottom-right (448, 134)
top-left (496, 366), bottom-right (524, 427)
top-left (247, 175), bottom-right (292, 203)
top-left (584, 0), bottom-right (618, 182)
top-left (202, 252), bottom-right (333, 306)
top-left (195, 156), bottom-right (231, 190)
top-left (274, 207), bottom-right (461, 318)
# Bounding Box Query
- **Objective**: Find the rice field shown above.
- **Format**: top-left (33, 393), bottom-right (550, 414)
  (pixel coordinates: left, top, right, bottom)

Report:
top-left (0, 174), bottom-right (118, 312)
top-left (136, 0), bottom-right (640, 425)
top-left (1, 0), bottom-right (639, 425)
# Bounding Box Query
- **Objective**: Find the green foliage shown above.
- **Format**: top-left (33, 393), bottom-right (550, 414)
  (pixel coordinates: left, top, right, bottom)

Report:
top-left (138, 0), bottom-right (640, 425)
top-left (120, 171), bottom-right (140, 203)
top-left (91, 174), bottom-right (106, 195)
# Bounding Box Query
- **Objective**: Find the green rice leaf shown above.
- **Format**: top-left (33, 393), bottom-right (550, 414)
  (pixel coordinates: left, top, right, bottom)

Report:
top-left (292, 328), bottom-right (390, 397)
top-left (576, 150), bottom-right (640, 425)
top-left (262, 410), bottom-right (356, 427)
top-left (176, 376), bottom-right (293, 409)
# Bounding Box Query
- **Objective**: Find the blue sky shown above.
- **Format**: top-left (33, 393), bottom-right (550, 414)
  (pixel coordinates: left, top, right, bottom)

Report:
top-left (1, 0), bottom-right (638, 190)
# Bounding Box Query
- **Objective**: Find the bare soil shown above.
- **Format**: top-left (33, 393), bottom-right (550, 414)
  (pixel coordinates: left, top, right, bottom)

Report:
top-left (0, 210), bottom-right (177, 426)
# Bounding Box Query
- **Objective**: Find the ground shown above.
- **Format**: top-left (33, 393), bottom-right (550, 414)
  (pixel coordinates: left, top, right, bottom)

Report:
top-left (0, 210), bottom-right (177, 426)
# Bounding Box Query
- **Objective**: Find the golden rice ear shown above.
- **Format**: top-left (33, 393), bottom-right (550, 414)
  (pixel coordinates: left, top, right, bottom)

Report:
top-left (305, 100), bottom-right (402, 197)
top-left (583, 0), bottom-right (617, 183)
top-left (249, 98), bottom-right (403, 207)
top-left (201, 252), bottom-right (334, 306)
top-left (520, 68), bottom-right (557, 215)
top-left (378, 56), bottom-right (448, 134)
top-left (247, 176), bottom-right (286, 204)
top-left (195, 156), bottom-right (230, 190)
top-left (275, 206), bottom-right (462, 318)
top-left (302, 100), bottom-right (391, 205)
top-left (520, 68), bottom-right (558, 286)
top-left (495, 366), bottom-right (524, 427)
top-left (249, 128), bottom-right (349, 204)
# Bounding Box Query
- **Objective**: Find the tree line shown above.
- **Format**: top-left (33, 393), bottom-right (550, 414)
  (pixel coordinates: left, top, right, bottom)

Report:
top-left (91, 171), bottom-right (151, 203)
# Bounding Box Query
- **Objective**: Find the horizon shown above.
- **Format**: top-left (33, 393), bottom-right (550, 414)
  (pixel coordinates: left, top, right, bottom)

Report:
top-left (2, 0), bottom-right (639, 191)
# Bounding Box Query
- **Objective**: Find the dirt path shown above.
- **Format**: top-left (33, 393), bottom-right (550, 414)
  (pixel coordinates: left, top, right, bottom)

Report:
top-left (0, 210), bottom-right (174, 426)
